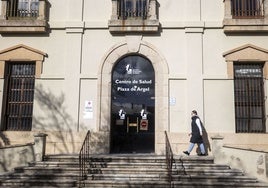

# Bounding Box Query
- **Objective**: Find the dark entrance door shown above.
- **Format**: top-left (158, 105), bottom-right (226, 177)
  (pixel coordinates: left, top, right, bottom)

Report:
top-left (111, 55), bottom-right (155, 153)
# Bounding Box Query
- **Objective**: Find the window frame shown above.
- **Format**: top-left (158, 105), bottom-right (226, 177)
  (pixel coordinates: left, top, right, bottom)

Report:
top-left (0, 0), bottom-right (48, 33)
top-left (118, 0), bottom-right (149, 20)
top-left (1, 62), bottom-right (36, 131)
top-left (233, 62), bottom-right (266, 133)
top-left (223, 44), bottom-right (268, 134)
top-left (231, 0), bottom-right (264, 19)
top-left (0, 44), bottom-right (47, 131)
top-left (6, 0), bottom-right (39, 19)
top-left (108, 0), bottom-right (159, 33)
top-left (223, 0), bottom-right (268, 33)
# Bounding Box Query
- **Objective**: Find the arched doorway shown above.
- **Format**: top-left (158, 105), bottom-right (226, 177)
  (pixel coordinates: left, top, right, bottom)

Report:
top-left (110, 55), bottom-right (155, 153)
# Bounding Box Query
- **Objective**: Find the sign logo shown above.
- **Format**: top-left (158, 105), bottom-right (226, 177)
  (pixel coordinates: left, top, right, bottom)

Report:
top-left (126, 64), bottom-right (132, 74)
top-left (126, 64), bottom-right (142, 75)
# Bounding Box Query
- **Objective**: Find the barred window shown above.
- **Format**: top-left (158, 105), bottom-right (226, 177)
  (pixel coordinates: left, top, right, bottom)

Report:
top-left (7, 0), bottom-right (39, 18)
top-left (231, 0), bottom-right (264, 18)
top-left (2, 62), bottom-right (35, 131)
top-left (234, 63), bottom-right (266, 133)
top-left (118, 0), bottom-right (148, 19)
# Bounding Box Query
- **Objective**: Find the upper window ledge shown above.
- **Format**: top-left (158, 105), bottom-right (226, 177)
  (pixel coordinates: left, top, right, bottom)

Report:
top-left (223, 18), bottom-right (268, 33)
top-left (0, 19), bottom-right (48, 33)
top-left (108, 19), bottom-right (159, 33)
top-left (0, 0), bottom-right (48, 34)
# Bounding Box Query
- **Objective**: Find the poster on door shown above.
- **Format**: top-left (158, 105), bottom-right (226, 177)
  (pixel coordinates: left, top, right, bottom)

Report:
top-left (140, 119), bottom-right (148, 131)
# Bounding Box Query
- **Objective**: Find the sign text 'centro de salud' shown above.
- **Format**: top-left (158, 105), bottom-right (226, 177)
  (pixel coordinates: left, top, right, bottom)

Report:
top-left (115, 79), bottom-right (152, 93)
top-left (114, 64), bottom-right (153, 93)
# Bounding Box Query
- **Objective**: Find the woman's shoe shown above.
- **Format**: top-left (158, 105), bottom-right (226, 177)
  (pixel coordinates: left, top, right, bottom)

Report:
top-left (183, 151), bottom-right (190, 156)
top-left (197, 153), bottom-right (206, 156)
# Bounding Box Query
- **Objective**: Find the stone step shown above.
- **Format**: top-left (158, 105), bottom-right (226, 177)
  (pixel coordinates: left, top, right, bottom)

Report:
top-left (88, 161), bottom-right (166, 168)
top-left (82, 180), bottom-right (171, 188)
top-left (1, 154), bottom-right (267, 188)
top-left (86, 167), bottom-right (242, 176)
top-left (89, 173), bottom-right (169, 181)
top-left (30, 161), bottom-right (80, 168)
top-left (13, 166), bottom-right (80, 174)
top-left (83, 180), bottom-right (268, 188)
top-left (88, 167), bottom-right (167, 174)
top-left (87, 154), bottom-right (215, 164)
top-left (0, 179), bottom-right (76, 187)
top-left (175, 168), bottom-right (244, 176)
top-left (173, 175), bottom-right (259, 183)
top-left (174, 155), bottom-right (215, 163)
top-left (175, 163), bottom-right (231, 170)
top-left (172, 181), bottom-right (268, 187)
top-left (43, 154), bottom-right (79, 162)
top-left (87, 169), bottom-right (243, 181)
top-left (0, 172), bottom-right (80, 180)
top-left (32, 160), bottom-right (229, 174)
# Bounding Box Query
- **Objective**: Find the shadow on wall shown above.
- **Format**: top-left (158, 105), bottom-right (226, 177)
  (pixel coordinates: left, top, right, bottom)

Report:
top-left (0, 132), bottom-right (10, 147)
top-left (89, 132), bottom-right (110, 154)
top-left (33, 84), bottom-right (78, 154)
top-left (0, 144), bottom-right (35, 173)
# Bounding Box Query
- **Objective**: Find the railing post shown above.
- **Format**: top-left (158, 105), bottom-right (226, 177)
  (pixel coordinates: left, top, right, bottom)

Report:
top-left (34, 133), bottom-right (47, 162)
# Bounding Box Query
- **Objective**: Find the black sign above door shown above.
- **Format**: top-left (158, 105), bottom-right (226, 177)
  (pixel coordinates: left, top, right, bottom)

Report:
top-left (111, 55), bottom-right (155, 153)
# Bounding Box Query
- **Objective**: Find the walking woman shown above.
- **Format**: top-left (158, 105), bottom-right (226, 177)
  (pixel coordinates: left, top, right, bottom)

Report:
top-left (183, 110), bottom-right (206, 156)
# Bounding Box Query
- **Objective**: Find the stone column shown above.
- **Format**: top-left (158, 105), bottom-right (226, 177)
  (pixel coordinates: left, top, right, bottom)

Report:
top-left (34, 133), bottom-right (47, 161)
top-left (38, 0), bottom-right (46, 20)
top-left (111, 0), bottom-right (118, 20)
top-left (0, 0), bottom-right (7, 19)
top-left (211, 135), bottom-right (224, 163)
top-left (148, 0), bottom-right (157, 20)
top-left (224, 0), bottom-right (232, 19)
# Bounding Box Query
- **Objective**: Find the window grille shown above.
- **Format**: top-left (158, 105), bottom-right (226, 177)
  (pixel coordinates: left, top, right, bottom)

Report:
top-left (6, 0), bottom-right (39, 18)
top-left (231, 0), bottom-right (264, 18)
top-left (234, 63), bottom-right (266, 133)
top-left (118, 0), bottom-right (148, 19)
top-left (3, 63), bottom-right (35, 131)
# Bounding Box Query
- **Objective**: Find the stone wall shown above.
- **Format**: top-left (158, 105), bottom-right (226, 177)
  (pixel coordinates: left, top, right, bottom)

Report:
top-left (0, 133), bottom-right (47, 174)
top-left (212, 135), bottom-right (268, 183)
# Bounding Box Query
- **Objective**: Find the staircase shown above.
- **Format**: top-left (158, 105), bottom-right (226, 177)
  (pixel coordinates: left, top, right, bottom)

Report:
top-left (0, 154), bottom-right (79, 187)
top-left (0, 154), bottom-right (268, 187)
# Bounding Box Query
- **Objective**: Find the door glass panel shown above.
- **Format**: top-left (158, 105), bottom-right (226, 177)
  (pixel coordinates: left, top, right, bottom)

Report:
top-left (111, 55), bottom-right (155, 153)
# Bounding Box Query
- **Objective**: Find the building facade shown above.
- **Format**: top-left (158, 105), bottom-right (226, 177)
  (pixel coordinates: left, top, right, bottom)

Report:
top-left (0, 0), bottom-right (267, 163)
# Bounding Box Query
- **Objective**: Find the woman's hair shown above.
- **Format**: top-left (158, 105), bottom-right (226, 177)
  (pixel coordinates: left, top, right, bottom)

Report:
top-left (192, 110), bottom-right (197, 115)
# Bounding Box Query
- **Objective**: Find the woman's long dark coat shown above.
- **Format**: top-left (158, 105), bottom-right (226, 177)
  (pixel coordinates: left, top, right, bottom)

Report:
top-left (190, 116), bottom-right (203, 143)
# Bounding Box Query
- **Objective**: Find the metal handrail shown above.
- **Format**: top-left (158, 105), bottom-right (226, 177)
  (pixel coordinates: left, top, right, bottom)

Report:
top-left (79, 130), bottom-right (91, 187)
top-left (165, 131), bottom-right (174, 187)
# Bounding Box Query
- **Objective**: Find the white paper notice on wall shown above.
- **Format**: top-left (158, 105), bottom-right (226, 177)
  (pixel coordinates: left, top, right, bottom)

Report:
top-left (83, 100), bottom-right (93, 119)
top-left (169, 97), bottom-right (176, 106)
